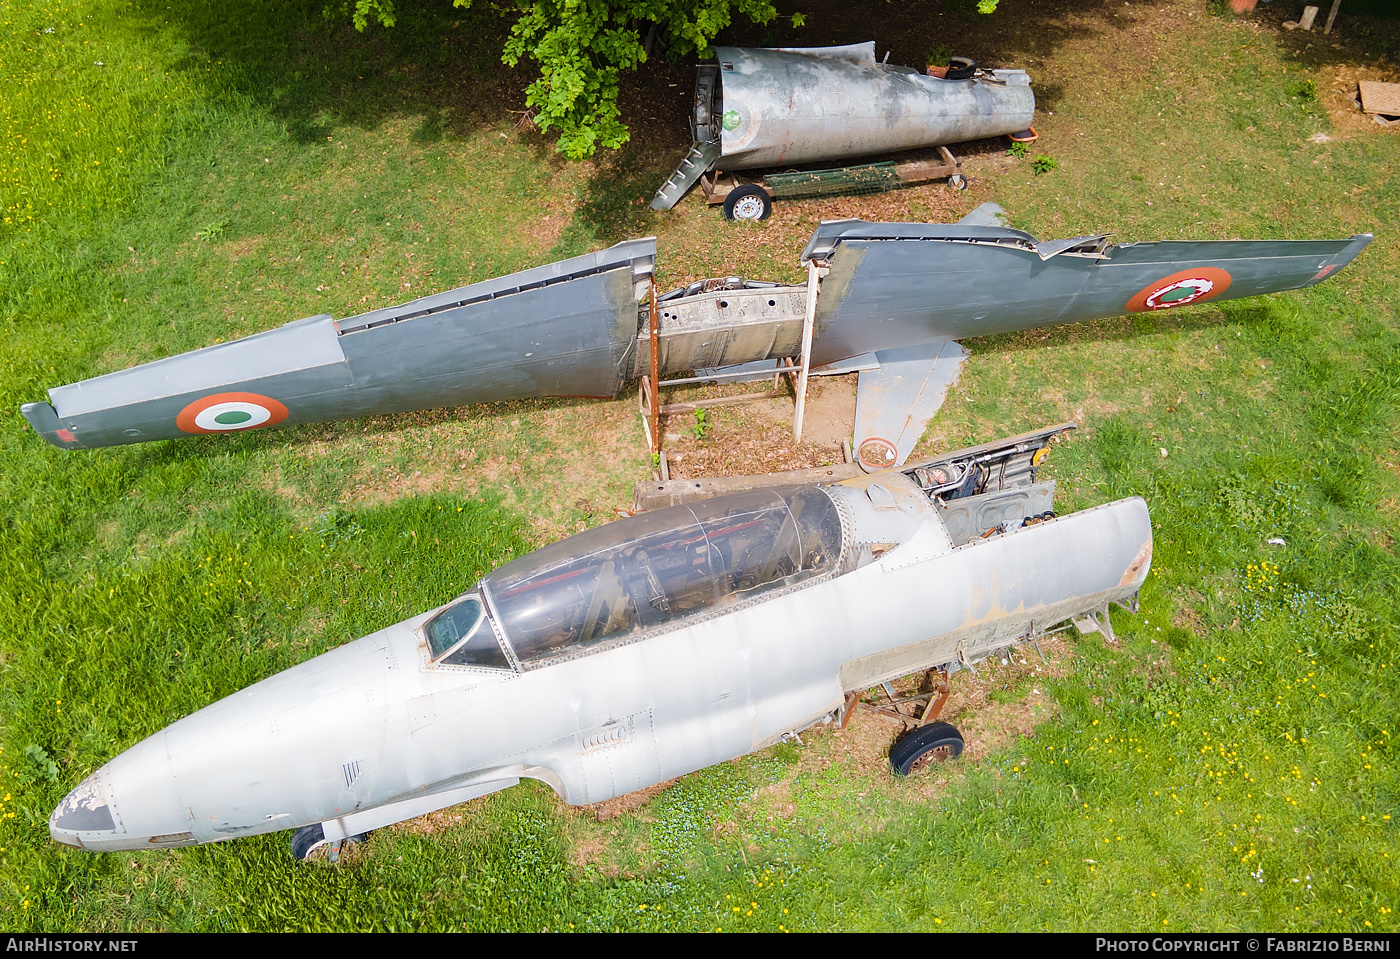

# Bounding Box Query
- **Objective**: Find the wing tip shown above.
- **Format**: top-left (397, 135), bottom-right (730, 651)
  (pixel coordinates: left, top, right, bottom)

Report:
top-left (21, 401), bottom-right (81, 450)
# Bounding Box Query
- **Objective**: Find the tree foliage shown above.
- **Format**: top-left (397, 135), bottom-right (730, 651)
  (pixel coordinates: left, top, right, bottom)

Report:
top-left (337, 1), bottom-right (1001, 158)
top-left (495, 1), bottom-right (792, 159)
top-left (340, 1), bottom-right (786, 158)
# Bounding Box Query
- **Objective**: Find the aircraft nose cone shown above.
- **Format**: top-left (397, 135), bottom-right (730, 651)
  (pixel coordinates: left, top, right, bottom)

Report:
top-left (49, 771), bottom-right (123, 849)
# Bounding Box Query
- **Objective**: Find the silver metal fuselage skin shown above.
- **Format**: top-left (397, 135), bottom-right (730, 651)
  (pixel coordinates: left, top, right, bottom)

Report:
top-left (51, 469), bottom-right (1152, 854)
top-left (711, 45), bottom-right (1036, 170)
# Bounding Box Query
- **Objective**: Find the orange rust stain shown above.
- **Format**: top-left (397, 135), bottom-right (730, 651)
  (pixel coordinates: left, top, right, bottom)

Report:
top-left (1121, 539), bottom-right (1153, 588)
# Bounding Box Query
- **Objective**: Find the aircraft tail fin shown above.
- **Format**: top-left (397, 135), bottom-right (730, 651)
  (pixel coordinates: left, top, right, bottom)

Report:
top-left (955, 202), bottom-right (1011, 229)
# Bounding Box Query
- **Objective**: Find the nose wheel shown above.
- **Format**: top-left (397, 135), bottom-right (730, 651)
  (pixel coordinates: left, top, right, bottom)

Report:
top-left (291, 823), bottom-right (369, 862)
top-left (839, 667), bottom-right (969, 776)
top-left (889, 721), bottom-right (966, 775)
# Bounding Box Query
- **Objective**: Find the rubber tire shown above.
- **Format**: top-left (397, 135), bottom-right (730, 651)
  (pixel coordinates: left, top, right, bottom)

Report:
top-left (889, 722), bottom-right (965, 775)
top-left (945, 57), bottom-right (977, 80)
top-left (723, 184), bottom-right (772, 221)
top-left (948, 174), bottom-right (968, 191)
top-left (290, 823), bottom-right (327, 861)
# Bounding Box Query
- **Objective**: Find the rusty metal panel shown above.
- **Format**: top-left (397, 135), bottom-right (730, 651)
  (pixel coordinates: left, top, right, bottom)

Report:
top-left (635, 284), bottom-right (807, 375)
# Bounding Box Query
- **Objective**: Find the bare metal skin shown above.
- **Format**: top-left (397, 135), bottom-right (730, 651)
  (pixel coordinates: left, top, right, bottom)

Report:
top-left (52, 426), bottom-right (1150, 858)
top-left (650, 42), bottom-right (1036, 210)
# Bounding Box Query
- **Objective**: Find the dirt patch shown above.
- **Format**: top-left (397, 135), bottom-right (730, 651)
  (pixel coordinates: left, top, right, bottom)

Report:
top-left (343, 463), bottom-right (452, 508)
top-left (259, 463), bottom-right (318, 518)
top-left (569, 832), bottom-right (620, 877)
top-left (1172, 593), bottom-right (1208, 636)
top-left (528, 207), bottom-right (572, 254)
top-left (769, 633), bottom-right (1077, 806)
top-left (1320, 61), bottom-right (1400, 136)
top-left (658, 373), bottom-right (859, 479)
top-left (217, 235), bottom-right (264, 261)
top-left (569, 778), bottom-right (679, 822)
top-left (395, 804), bottom-right (475, 838)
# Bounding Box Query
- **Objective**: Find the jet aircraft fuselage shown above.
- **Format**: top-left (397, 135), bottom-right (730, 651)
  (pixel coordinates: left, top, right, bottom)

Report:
top-left (51, 426), bottom-right (1149, 856)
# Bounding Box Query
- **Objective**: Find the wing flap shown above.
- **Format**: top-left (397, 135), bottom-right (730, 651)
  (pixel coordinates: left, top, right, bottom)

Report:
top-left (853, 339), bottom-right (970, 471)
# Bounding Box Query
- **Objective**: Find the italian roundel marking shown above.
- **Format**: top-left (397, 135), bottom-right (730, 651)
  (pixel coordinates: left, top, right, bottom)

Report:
top-left (1126, 267), bottom-right (1232, 312)
top-left (176, 392), bottom-right (290, 435)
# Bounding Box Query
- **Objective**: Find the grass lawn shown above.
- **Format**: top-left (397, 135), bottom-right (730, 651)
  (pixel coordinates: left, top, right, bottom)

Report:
top-left (0, 0), bottom-right (1396, 932)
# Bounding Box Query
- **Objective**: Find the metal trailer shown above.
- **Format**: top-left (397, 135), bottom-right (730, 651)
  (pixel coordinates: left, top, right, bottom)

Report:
top-left (652, 42), bottom-right (1037, 218)
top-left (694, 148), bottom-right (974, 222)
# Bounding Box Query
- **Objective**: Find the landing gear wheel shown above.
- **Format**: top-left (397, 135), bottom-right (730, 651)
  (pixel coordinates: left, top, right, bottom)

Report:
top-left (945, 57), bottom-right (978, 80)
top-left (723, 185), bottom-right (772, 221)
top-left (889, 721), bottom-right (965, 775)
top-left (948, 174), bottom-right (968, 191)
top-left (290, 823), bottom-right (327, 861)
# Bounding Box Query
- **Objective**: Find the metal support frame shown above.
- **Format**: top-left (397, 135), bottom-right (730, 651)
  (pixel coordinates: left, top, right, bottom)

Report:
top-left (637, 266), bottom-right (814, 460)
top-left (846, 668), bottom-right (952, 730)
top-left (700, 145), bottom-right (964, 206)
top-left (647, 280), bottom-right (660, 455)
top-left (792, 260), bottom-right (820, 443)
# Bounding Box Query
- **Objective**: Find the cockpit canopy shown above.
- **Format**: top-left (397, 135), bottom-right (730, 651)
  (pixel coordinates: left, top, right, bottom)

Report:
top-left (480, 486), bottom-right (844, 669)
top-left (424, 595), bottom-right (511, 669)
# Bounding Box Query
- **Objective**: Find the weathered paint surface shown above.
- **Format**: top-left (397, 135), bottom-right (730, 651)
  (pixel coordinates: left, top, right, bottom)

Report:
top-left (49, 427), bottom-right (1149, 853)
top-left (712, 45), bottom-right (1035, 170)
top-left (22, 240), bottom-right (656, 449)
top-left (20, 221), bottom-right (1371, 455)
top-left (803, 222), bottom-right (1373, 367)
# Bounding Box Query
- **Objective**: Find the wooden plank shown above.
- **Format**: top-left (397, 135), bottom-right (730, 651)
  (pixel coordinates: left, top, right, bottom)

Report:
top-left (892, 159), bottom-right (958, 182)
top-left (1360, 81), bottom-right (1400, 116)
top-left (1324, 0), bottom-right (1342, 34)
top-left (658, 390), bottom-right (786, 414)
top-left (792, 260), bottom-right (819, 442)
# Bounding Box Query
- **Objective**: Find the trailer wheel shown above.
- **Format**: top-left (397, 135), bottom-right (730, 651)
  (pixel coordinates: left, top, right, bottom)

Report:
top-left (948, 174), bottom-right (968, 191)
top-left (724, 185), bottom-right (772, 221)
top-left (890, 722), bottom-right (965, 775)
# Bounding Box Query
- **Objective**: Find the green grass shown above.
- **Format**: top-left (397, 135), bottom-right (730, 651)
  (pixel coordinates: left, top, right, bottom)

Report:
top-left (1, 0), bottom-right (1397, 932)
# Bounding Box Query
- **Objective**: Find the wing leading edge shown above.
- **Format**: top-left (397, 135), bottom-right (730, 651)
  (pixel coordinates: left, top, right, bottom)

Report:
top-left (803, 220), bottom-right (1371, 367)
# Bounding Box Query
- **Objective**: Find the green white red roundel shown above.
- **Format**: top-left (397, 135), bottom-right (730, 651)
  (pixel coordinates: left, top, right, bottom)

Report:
top-left (1126, 267), bottom-right (1233, 312)
top-left (176, 392), bottom-right (290, 434)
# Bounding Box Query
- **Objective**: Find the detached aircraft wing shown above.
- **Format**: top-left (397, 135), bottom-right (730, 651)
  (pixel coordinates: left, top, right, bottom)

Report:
top-left (22, 241), bottom-right (656, 449)
top-left (802, 207), bottom-right (1372, 467)
top-left (21, 211), bottom-right (1369, 460)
